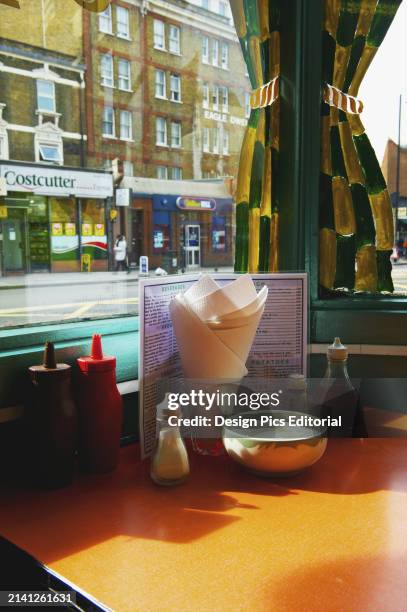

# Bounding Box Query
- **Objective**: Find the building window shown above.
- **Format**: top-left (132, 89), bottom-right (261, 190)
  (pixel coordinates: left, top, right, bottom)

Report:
top-left (156, 117), bottom-right (167, 145)
top-left (202, 82), bottom-right (209, 109)
top-left (221, 87), bottom-right (229, 112)
top-left (212, 39), bottom-right (219, 66)
top-left (120, 110), bottom-right (132, 140)
top-left (154, 19), bottom-right (165, 50)
top-left (123, 161), bottom-right (133, 176)
top-left (0, 136), bottom-right (6, 159)
top-left (155, 70), bottom-right (166, 98)
top-left (223, 130), bottom-right (229, 155)
top-left (157, 165), bottom-right (168, 179)
top-left (212, 86), bottom-right (219, 111)
top-left (245, 92), bottom-right (251, 118)
top-left (118, 58), bottom-right (131, 90)
top-left (36, 79), bottom-right (55, 112)
top-left (38, 143), bottom-right (62, 164)
top-left (202, 127), bottom-right (209, 152)
top-left (219, 1), bottom-right (227, 17)
top-left (171, 121), bottom-right (181, 148)
top-left (170, 74), bottom-right (181, 102)
top-left (172, 167), bottom-right (182, 180)
top-left (116, 6), bottom-right (130, 38)
top-left (99, 4), bottom-right (112, 34)
top-left (100, 54), bottom-right (114, 87)
top-left (212, 126), bottom-right (220, 154)
top-left (202, 36), bottom-right (209, 63)
top-left (202, 0), bottom-right (209, 8)
top-left (169, 25), bottom-right (181, 54)
top-left (221, 42), bottom-right (229, 69)
top-left (102, 106), bottom-right (115, 136)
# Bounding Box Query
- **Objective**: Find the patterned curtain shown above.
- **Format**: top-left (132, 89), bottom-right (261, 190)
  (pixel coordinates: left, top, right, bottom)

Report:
top-left (319, 0), bottom-right (403, 294)
top-left (230, 0), bottom-right (281, 273)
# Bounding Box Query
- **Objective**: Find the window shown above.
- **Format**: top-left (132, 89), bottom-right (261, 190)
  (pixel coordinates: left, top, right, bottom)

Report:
top-left (100, 54), bottom-right (114, 87)
top-left (99, 4), bottom-right (112, 33)
top-left (102, 106), bottom-right (115, 136)
top-left (123, 161), bottom-right (133, 176)
top-left (171, 121), bottom-right (181, 148)
top-left (172, 167), bottom-right (182, 180)
top-left (222, 130), bottom-right (229, 155)
top-left (245, 92), bottom-right (251, 118)
top-left (169, 25), bottom-right (181, 54)
top-left (155, 70), bottom-right (166, 98)
top-left (120, 110), bottom-right (132, 140)
top-left (202, 82), bottom-right (209, 109)
top-left (212, 39), bottom-right (219, 66)
top-left (221, 42), bottom-right (229, 69)
top-left (36, 80), bottom-right (55, 112)
top-left (118, 58), bottom-right (131, 90)
top-left (219, 1), bottom-right (227, 17)
top-left (212, 126), bottom-right (220, 153)
top-left (0, 134), bottom-right (8, 159)
top-left (202, 127), bottom-right (209, 152)
top-left (221, 86), bottom-right (229, 113)
top-left (212, 86), bottom-right (219, 111)
top-left (202, 36), bottom-right (209, 63)
top-left (170, 74), bottom-right (181, 102)
top-left (154, 19), bottom-right (165, 50)
top-left (38, 143), bottom-right (61, 164)
top-left (157, 165), bottom-right (168, 179)
top-left (202, 0), bottom-right (209, 8)
top-left (156, 117), bottom-right (167, 145)
top-left (116, 6), bottom-right (130, 38)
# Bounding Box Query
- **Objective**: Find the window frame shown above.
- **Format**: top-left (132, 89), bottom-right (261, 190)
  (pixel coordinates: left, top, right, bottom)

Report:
top-left (170, 121), bottom-right (181, 148)
top-left (36, 79), bottom-right (56, 113)
top-left (116, 5), bottom-right (130, 39)
top-left (118, 58), bottom-right (131, 91)
top-left (168, 24), bottom-right (181, 55)
top-left (202, 82), bottom-right (209, 109)
top-left (171, 166), bottom-right (182, 180)
top-left (153, 19), bottom-right (166, 51)
top-left (156, 116), bottom-right (167, 146)
top-left (170, 73), bottom-right (181, 102)
top-left (119, 110), bottom-right (133, 141)
top-left (222, 129), bottom-right (229, 155)
top-left (102, 105), bottom-right (115, 137)
top-left (212, 39), bottom-right (219, 67)
top-left (212, 85), bottom-right (219, 111)
top-left (155, 69), bottom-right (166, 99)
top-left (202, 126), bottom-right (209, 152)
top-left (157, 165), bottom-right (168, 179)
top-left (37, 141), bottom-right (62, 165)
top-left (99, 4), bottom-right (113, 34)
top-left (100, 53), bottom-right (114, 88)
top-left (221, 42), bottom-right (229, 70)
top-left (212, 125), bottom-right (219, 154)
top-left (202, 36), bottom-right (209, 64)
top-left (221, 86), bottom-right (228, 113)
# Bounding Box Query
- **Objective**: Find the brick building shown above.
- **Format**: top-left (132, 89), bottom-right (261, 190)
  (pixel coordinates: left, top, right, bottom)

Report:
top-left (382, 139), bottom-right (407, 245)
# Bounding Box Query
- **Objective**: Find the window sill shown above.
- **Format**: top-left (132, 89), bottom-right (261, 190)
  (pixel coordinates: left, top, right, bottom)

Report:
top-left (169, 51), bottom-right (182, 57)
top-left (156, 143), bottom-right (169, 148)
top-left (155, 95), bottom-right (168, 101)
top-left (118, 88), bottom-right (133, 93)
top-left (102, 134), bottom-right (117, 140)
top-left (101, 84), bottom-right (116, 90)
top-left (99, 29), bottom-right (114, 36)
top-left (170, 99), bottom-right (183, 104)
top-left (120, 137), bottom-right (134, 142)
top-left (153, 46), bottom-right (167, 53)
top-left (117, 34), bottom-right (132, 41)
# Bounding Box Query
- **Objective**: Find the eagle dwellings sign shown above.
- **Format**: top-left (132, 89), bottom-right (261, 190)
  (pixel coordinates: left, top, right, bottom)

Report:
top-left (0, 164), bottom-right (113, 199)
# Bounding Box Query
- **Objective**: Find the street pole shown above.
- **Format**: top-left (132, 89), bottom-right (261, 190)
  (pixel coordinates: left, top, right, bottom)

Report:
top-left (395, 94), bottom-right (402, 245)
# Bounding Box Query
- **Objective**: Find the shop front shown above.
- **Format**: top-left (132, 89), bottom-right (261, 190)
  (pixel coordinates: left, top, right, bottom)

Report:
top-left (0, 162), bottom-right (113, 275)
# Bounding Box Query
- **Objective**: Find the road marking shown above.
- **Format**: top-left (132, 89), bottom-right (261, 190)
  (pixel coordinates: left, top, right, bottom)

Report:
top-left (64, 302), bottom-right (97, 319)
top-left (0, 297), bottom-right (138, 315)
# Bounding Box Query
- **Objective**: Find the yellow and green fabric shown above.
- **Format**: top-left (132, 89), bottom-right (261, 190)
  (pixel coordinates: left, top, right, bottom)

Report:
top-left (319, 0), bottom-right (402, 294)
top-left (230, 0), bottom-right (280, 273)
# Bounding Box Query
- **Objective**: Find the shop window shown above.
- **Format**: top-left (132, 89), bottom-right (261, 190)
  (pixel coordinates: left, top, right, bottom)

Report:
top-left (212, 39), bottom-right (219, 67)
top-left (155, 70), bottom-right (166, 99)
top-left (119, 110), bottom-right (132, 140)
top-left (202, 127), bottom-right (209, 152)
top-left (202, 36), bottom-right (209, 64)
top-left (102, 106), bottom-right (115, 137)
top-left (118, 58), bottom-right (131, 90)
top-left (245, 92), bottom-right (250, 118)
top-left (157, 165), bottom-right (168, 179)
top-left (38, 142), bottom-right (62, 164)
top-left (116, 6), bottom-right (130, 39)
top-left (156, 117), bottom-right (167, 146)
top-left (99, 4), bottom-right (112, 34)
top-left (202, 82), bottom-right (209, 109)
top-left (123, 161), bottom-right (133, 176)
top-left (169, 25), bottom-right (181, 54)
top-left (221, 42), bottom-right (228, 69)
top-left (172, 167), bottom-right (182, 180)
top-left (221, 86), bottom-right (229, 113)
top-left (27, 196), bottom-right (50, 272)
top-left (100, 54), bottom-right (114, 87)
top-left (170, 74), bottom-right (181, 102)
top-left (154, 19), bottom-right (165, 50)
top-left (36, 79), bottom-right (55, 113)
top-left (171, 121), bottom-right (181, 148)
top-left (153, 211), bottom-right (171, 251)
top-left (222, 130), bottom-right (229, 155)
top-left (212, 216), bottom-right (226, 251)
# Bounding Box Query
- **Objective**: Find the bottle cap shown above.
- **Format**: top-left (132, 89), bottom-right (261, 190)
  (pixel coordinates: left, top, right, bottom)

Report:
top-left (77, 334), bottom-right (116, 373)
top-left (327, 337), bottom-right (348, 361)
top-left (29, 341), bottom-right (71, 381)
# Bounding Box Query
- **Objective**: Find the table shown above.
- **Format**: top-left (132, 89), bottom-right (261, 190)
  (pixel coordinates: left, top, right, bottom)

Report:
top-left (1, 439), bottom-right (407, 611)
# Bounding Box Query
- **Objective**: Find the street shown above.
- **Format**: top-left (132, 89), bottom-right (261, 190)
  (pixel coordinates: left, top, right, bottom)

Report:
top-left (0, 264), bottom-right (406, 329)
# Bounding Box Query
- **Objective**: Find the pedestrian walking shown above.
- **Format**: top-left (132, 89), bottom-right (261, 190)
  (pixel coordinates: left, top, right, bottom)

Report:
top-left (113, 234), bottom-right (128, 272)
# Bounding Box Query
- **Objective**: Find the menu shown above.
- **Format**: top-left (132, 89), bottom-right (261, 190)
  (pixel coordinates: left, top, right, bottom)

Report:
top-left (139, 273), bottom-right (308, 458)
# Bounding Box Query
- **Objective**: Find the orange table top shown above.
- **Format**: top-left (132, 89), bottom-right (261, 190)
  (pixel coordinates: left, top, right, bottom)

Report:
top-left (1, 439), bottom-right (407, 612)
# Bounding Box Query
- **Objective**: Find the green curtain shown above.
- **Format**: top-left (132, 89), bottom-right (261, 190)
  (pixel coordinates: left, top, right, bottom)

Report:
top-left (319, 0), bottom-right (403, 294)
top-left (230, 0), bottom-right (281, 273)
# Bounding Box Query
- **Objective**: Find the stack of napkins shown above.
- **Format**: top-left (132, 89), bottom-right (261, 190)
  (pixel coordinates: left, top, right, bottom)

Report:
top-left (169, 275), bottom-right (268, 379)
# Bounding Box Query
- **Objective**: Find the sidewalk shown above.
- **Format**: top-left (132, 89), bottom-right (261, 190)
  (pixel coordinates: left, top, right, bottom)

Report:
top-left (0, 267), bottom-right (235, 290)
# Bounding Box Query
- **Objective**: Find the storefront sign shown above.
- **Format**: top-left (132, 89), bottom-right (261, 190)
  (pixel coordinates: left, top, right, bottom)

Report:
top-left (65, 223), bottom-right (76, 236)
top-left (116, 188), bottom-right (131, 206)
top-left (52, 223), bottom-right (63, 236)
top-left (95, 223), bottom-right (105, 236)
top-left (176, 197), bottom-right (216, 212)
top-left (0, 164), bottom-right (113, 198)
top-left (203, 110), bottom-right (247, 127)
top-left (82, 223), bottom-right (93, 236)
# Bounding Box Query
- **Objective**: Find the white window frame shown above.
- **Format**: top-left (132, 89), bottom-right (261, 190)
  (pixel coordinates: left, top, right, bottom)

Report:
top-left (36, 79), bottom-right (56, 113)
top-left (171, 121), bottom-right (181, 148)
top-left (0, 134), bottom-right (9, 160)
top-left (170, 74), bottom-right (181, 102)
top-left (123, 161), bottom-right (133, 176)
top-left (212, 85), bottom-right (219, 111)
top-left (222, 129), bottom-right (229, 155)
top-left (155, 69), bottom-right (166, 99)
top-left (202, 36), bottom-right (209, 64)
top-left (169, 25), bottom-right (181, 55)
top-left (212, 39), bottom-right (219, 66)
top-left (202, 127), bottom-right (209, 152)
top-left (212, 126), bottom-right (220, 154)
top-left (219, 1), bottom-right (227, 17)
top-left (221, 42), bottom-right (229, 69)
top-left (171, 167), bottom-right (182, 180)
top-left (37, 141), bottom-right (63, 165)
top-left (119, 110), bottom-right (133, 141)
top-left (154, 19), bottom-right (166, 51)
top-left (102, 106), bottom-right (115, 137)
top-left (245, 92), bottom-right (251, 118)
top-left (202, 82), bottom-right (209, 109)
top-left (222, 86), bottom-right (229, 113)
top-left (100, 53), bottom-right (114, 88)
top-left (156, 117), bottom-right (167, 146)
top-left (118, 58), bottom-right (131, 91)
top-left (116, 5), bottom-right (130, 39)
top-left (99, 4), bottom-right (113, 34)
top-left (157, 165), bottom-right (168, 179)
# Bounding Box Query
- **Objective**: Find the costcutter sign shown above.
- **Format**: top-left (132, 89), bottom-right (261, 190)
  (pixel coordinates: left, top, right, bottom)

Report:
top-left (0, 164), bottom-right (113, 199)
top-left (176, 196), bottom-right (216, 211)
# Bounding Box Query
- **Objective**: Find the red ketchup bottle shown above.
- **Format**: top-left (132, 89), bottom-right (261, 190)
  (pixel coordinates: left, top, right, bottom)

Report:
top-left (77, 334), bottom-right (122, 473)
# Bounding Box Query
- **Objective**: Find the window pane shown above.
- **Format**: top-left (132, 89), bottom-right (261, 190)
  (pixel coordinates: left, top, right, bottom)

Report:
top-left (212, 39), bottom-right (219, 66)
top-left (202, 36), bottom-right (209, 63)
top-left (102, 106), bottom-right (114, 135)
top-left (154, 19), bottom-right (165, 49)
top-left (156, 117), bottom-right (167, 144)
top-left (116, 6), bottom-right (129, 38)
top-left (36, 79), bottom-right (55, 112)
top-left (155, 70), bottom-right (166, 97)
top-left (157, 165), bottom-right (168, 179)
top-left (169, 25), bottom-right (180, 54)
top-left (39, 144), bottom-right (61, 162)
top-left (100, 54), bottom-right (114, 87)
top-left (172, 167), bottom-right (182, 180)
top-left (171, 122), bottom-right (181, 147)
top-left (170, 74), bottom-right (181, 101)
top-left (99, 5), bottom-right (112, 33)
top-left (221, 42), bottom-right (228, 69)
top-left (118, 59), bottom-right (130, 89)
top-left (120, 110), bottom-right (132, 139)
